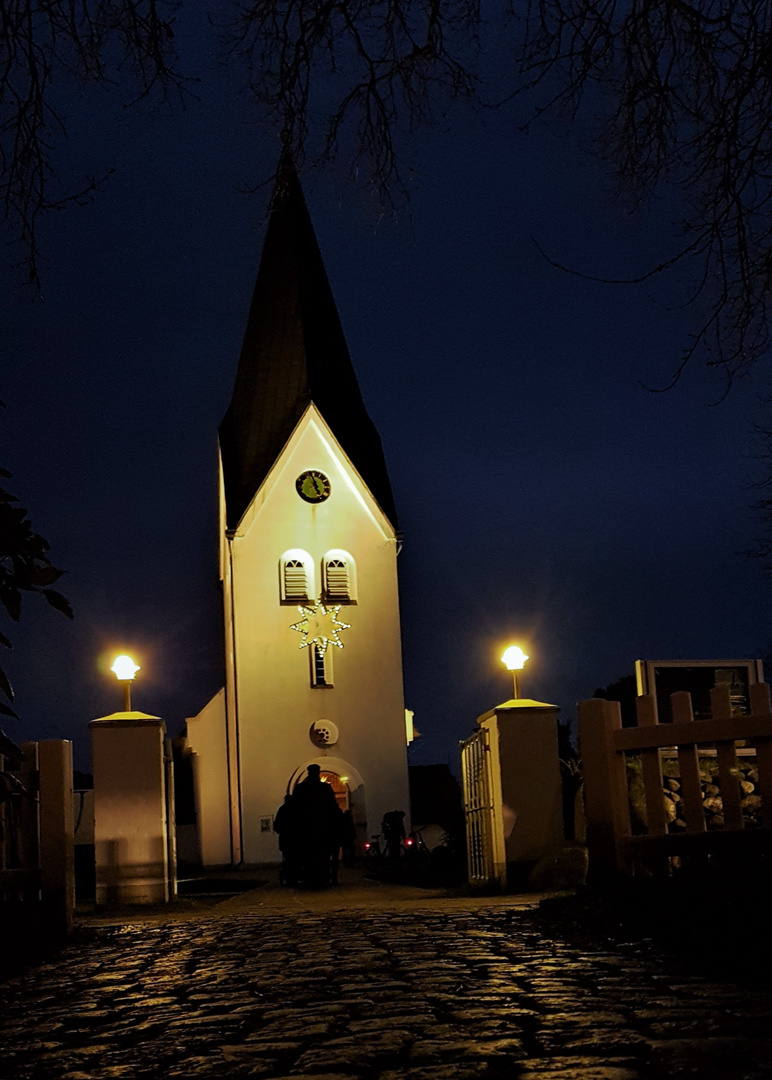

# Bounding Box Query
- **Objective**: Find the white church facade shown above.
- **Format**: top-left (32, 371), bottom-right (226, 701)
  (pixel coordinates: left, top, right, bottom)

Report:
top-left (185, 163), bottom-right (411, 866)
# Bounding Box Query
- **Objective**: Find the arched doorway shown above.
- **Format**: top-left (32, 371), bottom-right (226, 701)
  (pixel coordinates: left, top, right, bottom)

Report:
top-left (320, 771), bottom-right (349, 811)
top-left (287, 758), bottom-right (367, 851)
top-left (289, 767), bottom-right (349, 811)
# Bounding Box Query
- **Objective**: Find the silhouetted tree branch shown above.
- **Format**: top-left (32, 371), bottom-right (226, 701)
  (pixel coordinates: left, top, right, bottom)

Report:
top-left (0, 0), bottom-right (184, 287)
top-left (516, 0), bottom-right (772, 387)
top-left (227, 0), bottom-right (477, 209)
top-left (4, 2), bottom-right (772, 386)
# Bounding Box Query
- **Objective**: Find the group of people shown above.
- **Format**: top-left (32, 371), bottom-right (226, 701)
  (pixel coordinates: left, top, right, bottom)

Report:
top-left (274, 764), bottom-right (356, 887)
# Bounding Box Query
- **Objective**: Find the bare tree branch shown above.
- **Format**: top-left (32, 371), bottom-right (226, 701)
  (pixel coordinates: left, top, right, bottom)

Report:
top-left (226, 0), bottom-right (478, 211)
top-left (0, 0), bottom-right (186, 287)
top-left (517, 0), bottom-right (772, 384)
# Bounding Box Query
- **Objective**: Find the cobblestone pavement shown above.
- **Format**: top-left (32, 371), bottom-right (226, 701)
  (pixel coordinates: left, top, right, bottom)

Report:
top-left (4, 903), bottom-right (772, 1080)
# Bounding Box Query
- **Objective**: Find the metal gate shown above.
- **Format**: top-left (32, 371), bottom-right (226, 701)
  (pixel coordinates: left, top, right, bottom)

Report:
top-left (460, 727), bottom-right (497, 885)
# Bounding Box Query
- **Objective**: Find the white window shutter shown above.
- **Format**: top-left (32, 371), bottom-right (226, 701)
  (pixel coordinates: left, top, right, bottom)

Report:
top-left (284, 559), bottom-right (309, 600)
top-left (325, 559), bottom-right (349, 600)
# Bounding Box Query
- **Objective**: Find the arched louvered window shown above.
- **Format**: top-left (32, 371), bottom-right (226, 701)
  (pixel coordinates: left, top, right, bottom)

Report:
top-left (325, 560), bottom-right (349, 598)
top-left (280, 550), bottom-right (314, 603)
top-left (285, 560), bottom-right (308, 599)
top-left (323, 551), bottom-right (356, 603)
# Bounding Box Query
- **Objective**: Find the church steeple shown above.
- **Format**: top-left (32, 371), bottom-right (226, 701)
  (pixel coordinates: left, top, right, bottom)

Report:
top-left (219, 161), bottom-right (398, 531)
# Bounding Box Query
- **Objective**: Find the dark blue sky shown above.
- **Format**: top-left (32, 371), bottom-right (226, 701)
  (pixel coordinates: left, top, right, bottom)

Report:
top-left (2, 23), bottom-right (768, 772)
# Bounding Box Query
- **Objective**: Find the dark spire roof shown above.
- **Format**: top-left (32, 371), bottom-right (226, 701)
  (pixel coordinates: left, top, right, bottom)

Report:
top-left (219, 160), bottom-right (398, 531)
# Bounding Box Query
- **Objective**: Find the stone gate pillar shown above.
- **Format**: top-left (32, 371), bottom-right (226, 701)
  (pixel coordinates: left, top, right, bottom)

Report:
top-left (475, 698), bottom-right (564, 888)
top-left (90, 711), bottom-right (176, 905)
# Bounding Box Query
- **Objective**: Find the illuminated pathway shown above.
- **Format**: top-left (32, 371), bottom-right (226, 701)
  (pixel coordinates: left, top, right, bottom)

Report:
top-left (3, 902), bottom-right (772, 1079)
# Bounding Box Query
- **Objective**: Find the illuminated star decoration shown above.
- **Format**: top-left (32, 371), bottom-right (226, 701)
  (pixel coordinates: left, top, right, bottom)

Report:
top-left (290, 599), bottom-right (351, 656)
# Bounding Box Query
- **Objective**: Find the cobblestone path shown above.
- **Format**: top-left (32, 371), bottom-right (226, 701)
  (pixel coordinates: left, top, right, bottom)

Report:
top-left (4, 906), bottom-right (772, 1080)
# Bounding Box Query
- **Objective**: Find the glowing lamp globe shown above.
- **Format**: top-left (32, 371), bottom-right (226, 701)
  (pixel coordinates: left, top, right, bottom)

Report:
top-left (111, 655), bottom-right (140, 681)
top-left (501, 646), bottom-right (529, 671)
top-left (501, 645), bottom-right (529, 699)
top-left (111, 654), bottom-right (140, 710)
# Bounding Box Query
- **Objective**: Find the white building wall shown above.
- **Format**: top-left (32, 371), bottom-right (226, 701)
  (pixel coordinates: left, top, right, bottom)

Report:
top-left (227, 405), bottom-right (409, 864)
top-left (185, 688), bottom-right (231, 866)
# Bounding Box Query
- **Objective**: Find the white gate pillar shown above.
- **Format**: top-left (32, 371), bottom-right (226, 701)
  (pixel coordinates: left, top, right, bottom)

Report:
top-left (474, 698), bottom-right (564, 888)
top-left (90, 711), bottom-right (175, 905)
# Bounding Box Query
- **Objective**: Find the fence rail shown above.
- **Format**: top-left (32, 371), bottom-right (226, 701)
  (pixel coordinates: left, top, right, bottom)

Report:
top-left (579, 681), bottom-right (772, 878)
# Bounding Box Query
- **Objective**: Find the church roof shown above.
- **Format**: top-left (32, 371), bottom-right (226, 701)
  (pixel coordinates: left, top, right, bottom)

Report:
top-left (219, 162), bottom-right (399, 531)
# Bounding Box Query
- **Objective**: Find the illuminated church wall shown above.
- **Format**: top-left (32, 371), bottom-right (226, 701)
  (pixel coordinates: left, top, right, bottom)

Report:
top-left (225, 404), bottom-right (408, 865)
top-left (185, 160), bottom-right (410, 866)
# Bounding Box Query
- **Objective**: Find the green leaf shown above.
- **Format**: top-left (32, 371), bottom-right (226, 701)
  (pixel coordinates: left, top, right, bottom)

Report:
top-left (43, 589), bottom-right (73, 618)
top-left (0, 586), bottom-right (21, 621)
top-left (0, 666), bottom-right (14, 703)
top-left (0, 728), bottom-right (22, 763)
top-left (30, 565), bottom-right (65, 587)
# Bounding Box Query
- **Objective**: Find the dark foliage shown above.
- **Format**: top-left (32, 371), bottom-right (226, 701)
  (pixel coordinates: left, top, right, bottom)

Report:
top-left (593, 673), bottom-right (638, 727)
top-left (0, 467), bottom-right (73, 728)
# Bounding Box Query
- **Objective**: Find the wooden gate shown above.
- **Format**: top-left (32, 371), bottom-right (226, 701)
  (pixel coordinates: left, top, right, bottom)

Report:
top-left (579, 682), bottom-right (772, 878)
top-left (460, 727), bottom-right (497, 885)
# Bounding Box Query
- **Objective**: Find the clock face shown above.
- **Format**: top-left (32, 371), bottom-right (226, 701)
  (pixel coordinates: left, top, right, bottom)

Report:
top-left (296, 470), bottom-right (331, 503)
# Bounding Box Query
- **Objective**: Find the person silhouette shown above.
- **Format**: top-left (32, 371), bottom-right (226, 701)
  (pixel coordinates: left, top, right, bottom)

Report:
top-left (274, 793), bottom-right (300, 886)
top-left (292, 764), bottom-right (342, 886)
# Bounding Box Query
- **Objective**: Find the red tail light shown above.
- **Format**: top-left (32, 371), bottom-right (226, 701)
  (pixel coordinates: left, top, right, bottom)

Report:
top-left (364, 842), bottom-right (370, 850)
top-left (405, 838), bottom-right (414, 846)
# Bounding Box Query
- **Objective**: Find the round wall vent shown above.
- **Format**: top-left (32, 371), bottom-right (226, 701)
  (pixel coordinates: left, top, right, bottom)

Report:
top-left (310, 719), bottom-right (339, 747)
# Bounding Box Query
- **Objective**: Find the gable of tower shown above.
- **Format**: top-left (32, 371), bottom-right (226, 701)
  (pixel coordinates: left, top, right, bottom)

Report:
top-left (231, 403), bottom-right (396, 545)
top-left (218, 161), bottom-right (398, 533)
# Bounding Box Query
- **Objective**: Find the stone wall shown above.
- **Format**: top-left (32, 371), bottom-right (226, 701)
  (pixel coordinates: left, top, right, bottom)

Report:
top-left (626, 754), bottom-right (761, 833)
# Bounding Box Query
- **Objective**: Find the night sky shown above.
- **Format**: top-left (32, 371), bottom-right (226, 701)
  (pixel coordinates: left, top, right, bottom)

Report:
top-left (2, 15), bottom-right (768, 773)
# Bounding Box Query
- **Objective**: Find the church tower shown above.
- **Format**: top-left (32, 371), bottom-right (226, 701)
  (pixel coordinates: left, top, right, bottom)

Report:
top-left (187, 163), bottom-right (410, 866)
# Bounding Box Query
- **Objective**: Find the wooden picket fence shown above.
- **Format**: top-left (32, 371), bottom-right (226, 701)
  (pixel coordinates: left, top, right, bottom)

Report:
top-left (579, 682), bottom-right (772, 878)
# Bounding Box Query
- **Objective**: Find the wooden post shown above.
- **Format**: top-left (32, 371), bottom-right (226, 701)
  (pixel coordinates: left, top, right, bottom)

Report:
top-left (579, 698), bottom-right (630, 880)
top-left (671, 692), bottom-right (706, 834)
top-left (636, 695), bottom-right (668, 836)
top-left (750, 683), bottom-right (772, 828)
top-left (38, 740), bottom-right (75, 934)
top-left (711, 685), bottom-right (743, 830)
top-left (17, 742), bottom-right (41, 901)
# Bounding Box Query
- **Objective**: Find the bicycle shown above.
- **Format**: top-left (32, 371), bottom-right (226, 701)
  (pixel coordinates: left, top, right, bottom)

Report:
top-left (404, 827), bottom-right (431, 861)
top-left (363, 833), bottom-right (383, 859)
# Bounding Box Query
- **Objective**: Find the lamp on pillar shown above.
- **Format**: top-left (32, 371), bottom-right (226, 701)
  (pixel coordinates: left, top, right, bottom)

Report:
top-left (92, 655), bottom-right (173, 905)
top-left (501, 646), bottom-right (529, 699)
top-left (111, 654), bottom-right (140, 711)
